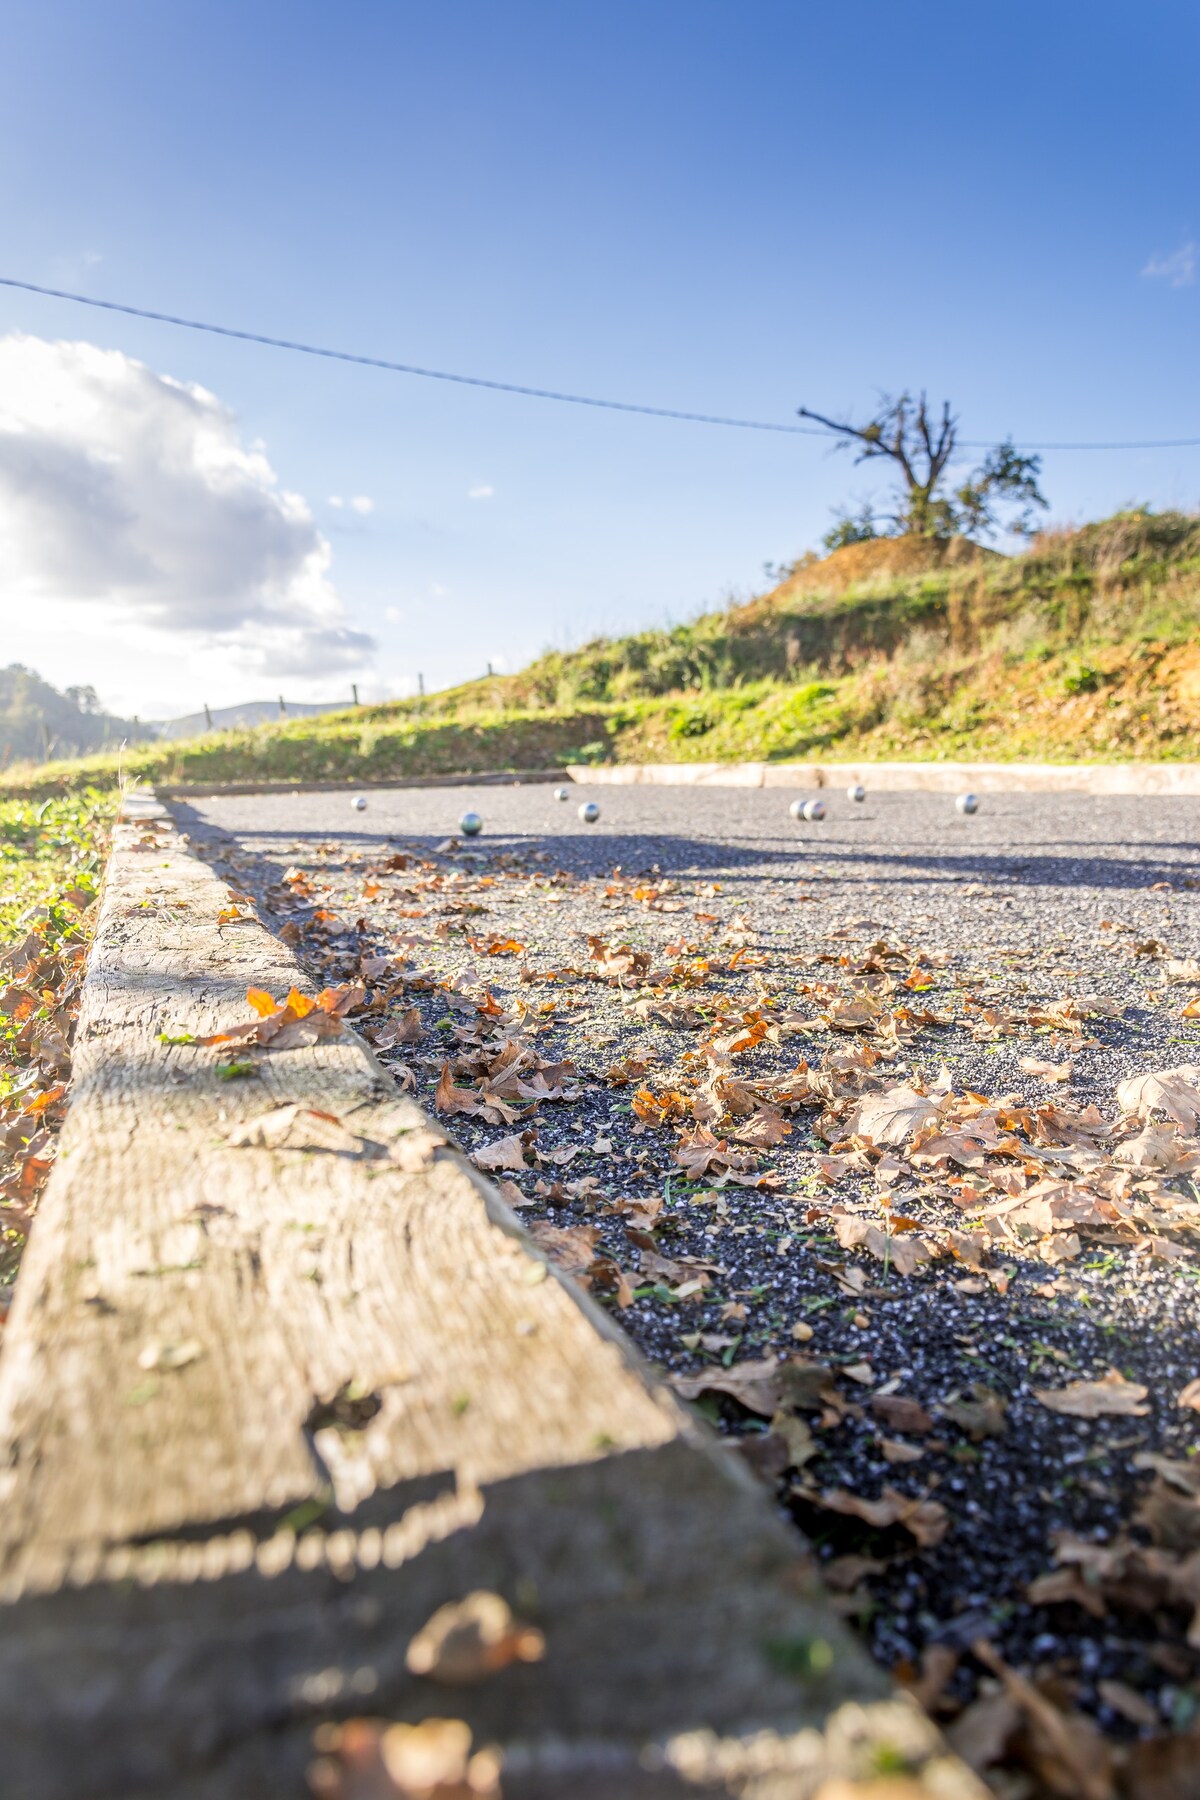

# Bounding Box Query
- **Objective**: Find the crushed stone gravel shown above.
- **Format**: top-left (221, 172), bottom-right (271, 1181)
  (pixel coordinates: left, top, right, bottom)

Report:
top-left (180, 781), bottom-right (1200, 1743)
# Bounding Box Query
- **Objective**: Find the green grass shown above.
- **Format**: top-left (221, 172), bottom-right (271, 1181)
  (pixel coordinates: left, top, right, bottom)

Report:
top-left (6, 506), bottom-right (1200, 797)
top-left (0, 793), bottom-right (114, 976)
top-left (0, 792), bottom-right (113, 1277)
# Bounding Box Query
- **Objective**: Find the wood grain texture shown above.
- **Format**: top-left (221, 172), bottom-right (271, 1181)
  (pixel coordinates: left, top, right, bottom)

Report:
top-left (0, 796), bottom-right (987, 1800)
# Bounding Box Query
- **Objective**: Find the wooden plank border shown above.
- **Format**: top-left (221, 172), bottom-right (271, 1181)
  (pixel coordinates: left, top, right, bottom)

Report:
top-left (0, 794), bottom-right (985, 1799)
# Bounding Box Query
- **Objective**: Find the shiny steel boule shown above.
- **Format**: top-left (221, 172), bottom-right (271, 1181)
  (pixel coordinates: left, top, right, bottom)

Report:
top-left (955, 793), bottom-right (979, 815)
top-left (459, 811), bottom-right (483, 837)
top-left (788, 799), bottom-right (806, 821)
top-left (578, 801), bottom-right (601, 824)
top-left (803, 799), bottom-right (827, 822)
top-left (847, 783), bottom-right (866, 803)
top-left (554, 785), bottom-right (571, 801)
top-left (350, 795), bottom-right (367, 811)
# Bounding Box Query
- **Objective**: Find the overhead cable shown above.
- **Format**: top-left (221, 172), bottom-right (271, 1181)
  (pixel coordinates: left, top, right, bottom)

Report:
top-left (0, 275), bottom-right (1197, 451)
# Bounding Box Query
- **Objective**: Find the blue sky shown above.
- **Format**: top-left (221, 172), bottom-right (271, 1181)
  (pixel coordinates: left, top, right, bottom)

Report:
top-left (0, 0), bottom-right (1197, 718)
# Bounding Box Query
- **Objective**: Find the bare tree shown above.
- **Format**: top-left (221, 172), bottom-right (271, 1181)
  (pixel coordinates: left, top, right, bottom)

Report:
top-left (798, 392), bottom-right (1047, 543)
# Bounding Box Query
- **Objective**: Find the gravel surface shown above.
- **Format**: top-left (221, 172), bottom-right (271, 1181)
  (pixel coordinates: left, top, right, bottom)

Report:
top-left (180, 781), bottom-right (1200, 1761)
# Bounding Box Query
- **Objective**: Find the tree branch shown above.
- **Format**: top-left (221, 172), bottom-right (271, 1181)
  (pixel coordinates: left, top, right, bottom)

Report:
top-left (798, 401), bottom-right (916, 486)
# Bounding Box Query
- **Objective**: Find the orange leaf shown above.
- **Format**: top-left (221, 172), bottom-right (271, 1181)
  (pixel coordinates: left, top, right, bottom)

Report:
top-left (315, 982), bottom-right (366, 1016)
top-left (23, 1085), bottom-right (65, 1116)
top-left (246, 988), bottom-right (280, 1018)
top-left (285, 988), bottom-right (318, 1017)
top-left (17, 1156), bottom-right (52, 1195)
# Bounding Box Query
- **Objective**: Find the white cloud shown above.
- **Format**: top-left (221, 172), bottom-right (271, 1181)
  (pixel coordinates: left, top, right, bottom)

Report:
top-left (384, 605), bottom-right (404, 623)
top-left (349, 495), bottom-right (374, 515)
top-left (328, 494), bottom-right (344, 508)
top-left (1143, 241), bottom-right (1197, 288)
top-left (0, 334), bottom-right (374, 678)
top-left (467, 484), bottom-right (494, 500)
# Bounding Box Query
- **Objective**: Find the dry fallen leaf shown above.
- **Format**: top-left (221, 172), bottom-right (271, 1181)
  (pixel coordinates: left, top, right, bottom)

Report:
top-left (732, 1105), bottom-right (793, 1148)
top-left (1096, 1678), bottom-right (1158, 1729)
top-left (308, 1716), bottom-right (501, 1800)
top-left (1113, 1122), bottom-right (1200, 1173)
top-left (845, 1085), bottom-right (939, 1148)
top-left (1026, 1565), bottom-right (1107, 1620)
top-left (470, 1135), bottom-right (531, 1173)
top-left (1179, 1377), bottom-right (1200, 1412)
top-left (944, 1689), bottom-right (1021, 1774)
top-left (1116, 1065), bottom-right (1200, 1131)
top-left (1034, 1368), bottom-right (1149, 1418)
top-left (495, 1177), bottom-right (532, 1210)
top-left (971, 1636), bottom-right (1114, 1800)
top-left (671, 1355), bottom-right (834, 1417)
top-left (801, 1484), bottom-right (950, 1548)
top-left (907, 1642), bottom-right (959, 1712)
top-left (880, 1438), bottom-right (925, 1465)
top-left (434, 1065), bottom-right (498, 1121)
top-left (870, 1393), bottom-right (933, 1436)
top-left (390, 1006), bottom-right (427, 1046)
top-left (939, 1384), bottom-right (1007, 1441)
top-left (406, 1591), bottom-right (544, 1684)
top-left (831, 1212), bottom-right (934, 1277)
top-left (1019, 1056), bottom-right (1073, 1083)
top-left (672, 1124), bottom-right (758, 1179)
top-left (525, 1220), bottom-right (599, 1277)
top-left (770, 1410), bottom-right (817, 1469)
top-left (198, 983), bottom-right (364, 1051)
top-left (1121, 1728), bottom-right (1200, 1800)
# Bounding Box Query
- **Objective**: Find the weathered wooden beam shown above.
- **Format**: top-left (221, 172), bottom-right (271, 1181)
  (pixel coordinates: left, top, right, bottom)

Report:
top-left (0, 796), bottom-right (986, 1799)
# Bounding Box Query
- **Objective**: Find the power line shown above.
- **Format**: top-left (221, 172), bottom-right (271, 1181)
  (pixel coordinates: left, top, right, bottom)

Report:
top-left (0, 276), bottom-right (826, 438)
top-left (1, 274), bottom-right (1198, 452)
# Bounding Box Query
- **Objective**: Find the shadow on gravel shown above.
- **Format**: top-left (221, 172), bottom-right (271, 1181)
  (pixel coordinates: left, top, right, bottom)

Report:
top-left (172, 804), bottom-right (1190, 897)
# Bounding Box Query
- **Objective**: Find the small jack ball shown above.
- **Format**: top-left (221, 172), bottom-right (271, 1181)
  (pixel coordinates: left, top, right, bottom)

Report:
top-left (459, 811), bottom-right (483, 836)
top-left (554, 785), bottom-right (571, 801)
top-left (955, 793), bottom-right (979, 815)
top-left (847, 783), bottom-right (866, 803)
top-left (350, 795), bottom-right (367, 811)
top-left (788, 799), bottom-right (806, 821)
top-left (803, 799), bottom-right (827, 822)
top-left (578, 801), bottom-right (600, 823)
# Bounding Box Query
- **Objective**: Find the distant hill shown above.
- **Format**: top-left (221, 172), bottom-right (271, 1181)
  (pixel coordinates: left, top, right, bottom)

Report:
top-left (153, 697), bottom-right (357, 741)
top-left (6, 507), bottom-right (1200, 795)
top-left (0, 666), bottom-right (149, 768)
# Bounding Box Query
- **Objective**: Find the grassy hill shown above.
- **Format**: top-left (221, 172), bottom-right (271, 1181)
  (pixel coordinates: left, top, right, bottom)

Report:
top-left (6, 507), bottom-right (1200, 798)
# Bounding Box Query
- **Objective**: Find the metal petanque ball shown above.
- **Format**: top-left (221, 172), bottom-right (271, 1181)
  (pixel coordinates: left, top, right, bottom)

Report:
top-left (803, 799), bottom-right (827, 822)
top-left (350, 794), bottom-right (367, 811)
top-left (459, 811), bottom-right (483, 837)
top-left (955, 793), bottom-right (979, 816)
top-left (788, 799), bottom-right (806, 821)
top-left (847, 783), bottom-right (866, 803)
top-left (554, 785), bottom-right (571, 801)
top-left (578, 801), bottom-right (601, 824)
